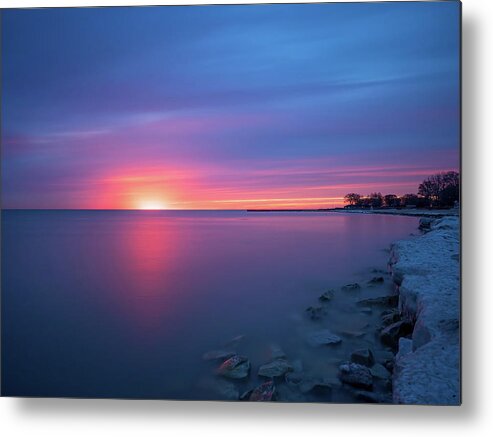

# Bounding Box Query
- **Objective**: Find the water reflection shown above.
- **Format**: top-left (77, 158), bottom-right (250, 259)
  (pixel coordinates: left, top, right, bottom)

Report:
top-left (110, 213), bottom-right (184, 332)
top-left (120, 214), bottom-right (176, 292)
top-left (2, 210), bottom-right (419, 399)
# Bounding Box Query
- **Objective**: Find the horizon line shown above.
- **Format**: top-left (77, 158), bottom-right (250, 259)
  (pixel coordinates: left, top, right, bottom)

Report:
top-left (0, 207), bottom-right (340, 211)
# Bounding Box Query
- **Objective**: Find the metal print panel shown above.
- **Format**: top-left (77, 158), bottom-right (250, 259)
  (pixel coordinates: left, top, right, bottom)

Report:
top-left (0, 1), bottom-right (461, 404)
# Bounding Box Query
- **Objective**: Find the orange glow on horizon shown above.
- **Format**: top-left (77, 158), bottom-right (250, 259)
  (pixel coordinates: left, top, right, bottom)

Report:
top-left (137, 199), bottom-right (169, 210)
top-left (84, 163), bottom-right (457, 211)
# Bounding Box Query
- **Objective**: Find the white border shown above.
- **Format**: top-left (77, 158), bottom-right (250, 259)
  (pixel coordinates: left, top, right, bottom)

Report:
top-left (0, 0), bottom-right (449, 8)
top-left (2, 1), bottom-right (493, 436)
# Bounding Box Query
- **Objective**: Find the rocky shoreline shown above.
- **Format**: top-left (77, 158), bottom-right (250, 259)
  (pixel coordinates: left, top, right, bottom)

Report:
top-left (389, 216), bottom-right (460, 405)
top-left (199, 276), bottom-right (404, 403)
top-left (197, 214), bottom-right (460, 404)
top-left (333, 207), bottom-right (459, 218)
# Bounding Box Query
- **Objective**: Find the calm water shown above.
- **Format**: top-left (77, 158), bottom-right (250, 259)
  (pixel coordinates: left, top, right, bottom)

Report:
top-left (1, 210), bottom-right (418, 400)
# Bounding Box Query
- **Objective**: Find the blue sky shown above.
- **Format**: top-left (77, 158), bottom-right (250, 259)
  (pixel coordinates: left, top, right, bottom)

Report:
top-left (1, 2), bottom-right (460, 209)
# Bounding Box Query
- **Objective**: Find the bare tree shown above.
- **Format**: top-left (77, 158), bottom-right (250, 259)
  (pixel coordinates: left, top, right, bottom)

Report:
top-left (383, 194), bottom-right (400, 208)
top-left (368, 192), bottom-right (383, 208)
top-left (418, 171), bottom-right (459, 207)
top-left (401, 193), bottom-right (420, 207)
top-left (344, 193), bottom-right (361, 206)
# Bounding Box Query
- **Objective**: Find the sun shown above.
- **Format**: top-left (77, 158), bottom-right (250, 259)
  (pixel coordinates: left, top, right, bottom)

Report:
top-left (137, 199), bottom-right (168, 210)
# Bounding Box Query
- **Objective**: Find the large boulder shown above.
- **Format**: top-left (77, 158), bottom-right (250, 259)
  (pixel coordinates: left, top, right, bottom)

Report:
top-left (338, 362), bottom-right (373, 389)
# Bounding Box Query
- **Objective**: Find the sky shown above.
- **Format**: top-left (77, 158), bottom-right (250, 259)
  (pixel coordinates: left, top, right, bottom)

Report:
top-left (1, 2), bottom-right (460, 210)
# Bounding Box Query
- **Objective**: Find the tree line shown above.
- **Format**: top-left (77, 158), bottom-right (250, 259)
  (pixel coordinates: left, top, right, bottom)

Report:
top-left (344, 171), bottom-right (459, 209)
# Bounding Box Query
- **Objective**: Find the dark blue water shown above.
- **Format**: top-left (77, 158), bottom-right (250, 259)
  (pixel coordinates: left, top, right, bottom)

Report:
top-left (1, 210), bottom-right (418, 400)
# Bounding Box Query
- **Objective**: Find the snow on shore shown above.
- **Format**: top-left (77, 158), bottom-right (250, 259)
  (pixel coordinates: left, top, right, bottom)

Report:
top-left (338, 208), bottom-right (459, 218)
top-left (389, 216), bottom-right (460, 405)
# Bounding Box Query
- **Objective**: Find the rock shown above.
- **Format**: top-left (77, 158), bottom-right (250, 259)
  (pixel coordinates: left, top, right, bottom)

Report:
top-left (360, 307), bottom-right (372, 314)
top-left (318, 289), bottom-right (335, 302)
top-left (358, 295), bottom-right (399, 307)
top-left (258, 359), bottom-right (293, 378)
top-left (390, 217), bottom-right (460, 404)
top-left (299, 377), bottom-right (341, 394)
top-left (368, 276), bottom-right (384, 284)
top-left (216, 355), bottom-right (250, 379)
top-left (381, 309), bottom-right (401, 327)
top-left (341, 283), bottom-right (361, 291)
top-left (354, 390), bottom-right (392, 404)
top-left (269, 344), bottom-right (286, 360)
top-left (249, 380), bottom-right (275, 401)
top-left (350, 348), bottom-right (375, 366)
top-left (305, 305), bottom-right (325, 320)
top-left (380, 320), bottom-right (414, 348)
top-left (418, 217), bottom-right (434, 231)
top-left (202, 350), bottom-right (235, 361)
top-left (370, 363), bottom-right (391, 380)
top-left (393, 337), bottom-right (413, 374)
top-left (338, 362), bottom-right (373, 389)
top-left (306, 329), bottom-right (342, 347)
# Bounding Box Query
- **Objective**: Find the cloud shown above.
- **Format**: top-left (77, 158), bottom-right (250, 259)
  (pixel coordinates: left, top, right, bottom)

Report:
top-left (1, 2), bottom-right (460, 209)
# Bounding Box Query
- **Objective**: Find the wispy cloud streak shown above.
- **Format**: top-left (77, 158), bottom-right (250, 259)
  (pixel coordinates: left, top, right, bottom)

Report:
top-left (1, 3), bottom-right (460, 209)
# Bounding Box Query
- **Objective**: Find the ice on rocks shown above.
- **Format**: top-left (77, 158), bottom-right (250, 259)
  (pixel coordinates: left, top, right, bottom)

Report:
top-left (389, 216), bottom-right (460, 405)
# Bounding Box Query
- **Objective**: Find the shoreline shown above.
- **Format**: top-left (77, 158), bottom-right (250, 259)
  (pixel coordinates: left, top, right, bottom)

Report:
top-left (247, 207), bottom-right (459, 219)
top-left (200, 213), bottom-right (460, 404)
top-left (388, 216), bottom-right (460, 405)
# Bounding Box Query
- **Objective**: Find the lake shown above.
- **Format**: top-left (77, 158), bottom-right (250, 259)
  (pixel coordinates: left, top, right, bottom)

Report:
top-left (1, 210), bottom-right (418, 401)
